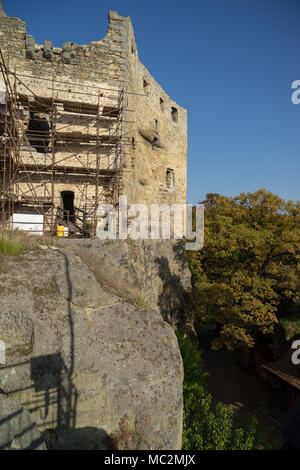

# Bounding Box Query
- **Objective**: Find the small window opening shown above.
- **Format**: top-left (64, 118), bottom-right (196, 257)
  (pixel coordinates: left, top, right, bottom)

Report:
top-left (132, 137), bottom-right (136, 150)
top-left (143, 79), bottom-right (149, 94)
top-left (160, 98), bottom-right (164, 111)
top-left (27, 111), bottom-right (50, 153)
top-left (131, 43), bottom-right (135, 54)
top-left (154, 119), bottom-right (159, 133)
top-left (152, 136), bottom-right (159, 151)
top-left (171, 107), bottom-right (178, 123)
top-left (166, 168), bottom-right (175, 190)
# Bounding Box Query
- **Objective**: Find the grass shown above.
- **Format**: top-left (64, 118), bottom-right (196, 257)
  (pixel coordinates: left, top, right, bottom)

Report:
top-left (0, 229), bottom-right (53, 256)
top-left (0, 237), bottom-right (23, 255)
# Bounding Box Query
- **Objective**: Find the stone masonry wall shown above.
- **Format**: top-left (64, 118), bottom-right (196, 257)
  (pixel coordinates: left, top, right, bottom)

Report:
top-left (0, 11), bottom-right (128, 86)
top-left (0, 5), bottom-right (187, 223)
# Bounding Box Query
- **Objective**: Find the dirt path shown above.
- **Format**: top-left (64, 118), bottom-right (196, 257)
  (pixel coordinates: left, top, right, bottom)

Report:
top-left (199, 329), bottom-right (284, 443)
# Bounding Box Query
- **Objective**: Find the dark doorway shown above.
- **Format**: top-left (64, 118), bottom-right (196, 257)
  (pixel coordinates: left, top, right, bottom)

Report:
top-left (61, 191), bottom-right (75, 223)
top-left (27, 111), bottom-right (50, 153)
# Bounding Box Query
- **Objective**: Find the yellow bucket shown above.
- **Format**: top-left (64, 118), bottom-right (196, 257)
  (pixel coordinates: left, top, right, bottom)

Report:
top-left (57, 225), bottom-right (64, 237)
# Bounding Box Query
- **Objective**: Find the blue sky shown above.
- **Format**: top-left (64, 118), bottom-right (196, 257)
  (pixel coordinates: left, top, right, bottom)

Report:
top-left (5, 0), bottom-right (300, 204)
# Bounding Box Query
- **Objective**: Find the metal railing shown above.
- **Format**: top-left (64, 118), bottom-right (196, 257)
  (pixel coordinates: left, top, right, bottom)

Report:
top-left (54, 206), bottom-right (91, 238)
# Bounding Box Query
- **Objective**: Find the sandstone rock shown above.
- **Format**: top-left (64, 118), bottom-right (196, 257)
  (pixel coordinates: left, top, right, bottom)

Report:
top-left (0, 0), bottom-right (6, 18)
top-left (0, 392), bottom-right (46, 450)
top-left (138, 128), bottom-right (165, 150)
top-left (0, 312), bottom-right (34, 357)
top-left (62, 42), bottom-right (72, 64)
top-left (0, 244), bottom-right (184, 450)
top-left (43, 40), bottom-right (53, 61)
top-left (62, 238), bottom-right (191, 326)
top-left (25, 34), bottom-right (35, 60)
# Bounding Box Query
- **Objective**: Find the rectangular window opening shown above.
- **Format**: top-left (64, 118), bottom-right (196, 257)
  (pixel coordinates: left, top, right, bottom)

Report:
top-left (171, 107), bottom-right (178, 123)
top-left (166, 168), bottom-right (175, 190)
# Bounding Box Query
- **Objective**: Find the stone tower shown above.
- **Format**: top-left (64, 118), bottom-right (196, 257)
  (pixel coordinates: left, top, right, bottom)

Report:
top-left (0, 6), bottom-right (187, 236)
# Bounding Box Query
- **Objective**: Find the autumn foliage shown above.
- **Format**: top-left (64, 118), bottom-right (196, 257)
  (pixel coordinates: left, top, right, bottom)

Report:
top-left (186, 189), bottom-right (300, 351)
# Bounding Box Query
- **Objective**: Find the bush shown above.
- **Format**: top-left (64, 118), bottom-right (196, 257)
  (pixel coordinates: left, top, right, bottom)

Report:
top-left (177, 331), bottom-right (274, 450)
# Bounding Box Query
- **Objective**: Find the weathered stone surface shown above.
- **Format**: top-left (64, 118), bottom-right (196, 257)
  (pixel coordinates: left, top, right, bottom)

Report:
top-left (0, 392), bottom-right (46, 450)
top-left (0, 0), bottom-right (7, 18)
top-left (61, 41), bottom-right (72, 63)
top-left (43, 40), bottom-right (53, 61)
top-left (0, 245), bottom-right (184, 450)
top-left (0, 312), bottom-right (34, 357)
top-left (139, 127), bottom-right (165, 149)
top-left (62, 238), bottom-right (191, 326)
top-left (25, 34), bottom-right (35, 60)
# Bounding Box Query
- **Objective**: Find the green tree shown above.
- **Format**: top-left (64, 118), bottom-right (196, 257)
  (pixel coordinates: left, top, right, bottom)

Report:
top-left (187, 189), bottom-right (300, 351)
top-left (177, 332), bottom-right (274, 450)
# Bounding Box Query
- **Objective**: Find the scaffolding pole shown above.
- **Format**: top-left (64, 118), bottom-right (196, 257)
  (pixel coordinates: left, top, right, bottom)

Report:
top-left (0, 51), bottom-right (130, 237)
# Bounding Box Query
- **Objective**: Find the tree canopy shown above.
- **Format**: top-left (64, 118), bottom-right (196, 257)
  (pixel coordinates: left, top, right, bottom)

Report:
top-left (186, 189), bottom-right (300, 351)
top-left (177, 331), bottom-right (275, 449)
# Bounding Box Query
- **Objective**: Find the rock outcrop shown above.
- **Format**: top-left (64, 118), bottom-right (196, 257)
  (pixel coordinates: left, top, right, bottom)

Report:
top-left (62, 238), bottom-right (191, 327)
top-left (0, 392), bottom-right (46, 450)
top-left (0, 241), bottom-right (186, 449)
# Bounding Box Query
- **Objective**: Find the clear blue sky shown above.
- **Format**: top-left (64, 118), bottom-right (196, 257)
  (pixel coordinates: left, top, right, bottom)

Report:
top-left (5, 0), bottom-right (300, 204)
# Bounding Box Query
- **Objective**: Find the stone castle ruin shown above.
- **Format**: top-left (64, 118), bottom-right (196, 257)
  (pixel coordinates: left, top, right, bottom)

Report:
top-left (0, 3), bottom-right (187, 236)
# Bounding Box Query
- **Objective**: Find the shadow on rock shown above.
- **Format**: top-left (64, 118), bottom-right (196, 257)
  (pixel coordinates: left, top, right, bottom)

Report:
top-left (43, 426), bottom-right (114, 450)
top-left (155, 253), bottom-right (187, 326)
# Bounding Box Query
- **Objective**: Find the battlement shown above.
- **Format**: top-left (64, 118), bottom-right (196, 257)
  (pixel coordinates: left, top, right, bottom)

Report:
top-left (0, 9), bottom-right (129, 87)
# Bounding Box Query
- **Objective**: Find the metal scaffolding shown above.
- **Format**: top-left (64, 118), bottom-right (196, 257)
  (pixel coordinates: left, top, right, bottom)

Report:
top-left (0, 50), bottom-right (130, 237)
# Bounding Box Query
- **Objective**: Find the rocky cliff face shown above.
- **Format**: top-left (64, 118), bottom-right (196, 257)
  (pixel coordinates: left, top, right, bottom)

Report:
top-left (0, 240), bottom-right (189, 450)
top-left (0, 392), bottom-right (46, 450)
top-left (63, 238), bottom-right (191, 327)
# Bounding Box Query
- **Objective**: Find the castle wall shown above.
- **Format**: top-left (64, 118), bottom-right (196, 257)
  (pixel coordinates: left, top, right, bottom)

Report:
top-left (0, 9), bottom-right (187, 234)
top-left (124, 21), bottom-right (187, 208)
top-left (0, 12), bottom-right (128, 85)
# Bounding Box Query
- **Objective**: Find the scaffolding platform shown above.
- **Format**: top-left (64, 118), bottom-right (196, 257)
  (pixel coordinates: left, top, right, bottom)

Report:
top-left (0, 49), bottom-right (130, 236)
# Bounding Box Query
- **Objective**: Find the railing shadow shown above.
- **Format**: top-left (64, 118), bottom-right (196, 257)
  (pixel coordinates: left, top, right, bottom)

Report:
top-left (155, 249), bottom-right (187, 325)
top-left (0, 249), bottom-right (114, 450)
top-left (0, 352), bottom-right (78, 449)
